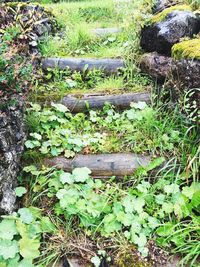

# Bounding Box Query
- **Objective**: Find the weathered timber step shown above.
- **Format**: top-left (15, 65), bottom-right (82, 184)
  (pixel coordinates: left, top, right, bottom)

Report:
top-left (42, 57), bottom-right (125, 74)
top-left (45, 153), bottom-right (151, 178)
top-left (92, 27), bottom-right (121, 36)
top-left (61, 92), bottom-right (151, 113)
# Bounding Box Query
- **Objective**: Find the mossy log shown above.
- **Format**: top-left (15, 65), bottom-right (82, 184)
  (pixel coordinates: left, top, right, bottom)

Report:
top-left (42, 57), bottom-right (125, 74)
top-left (61, 92), bottom-right (151, 112)
top-left (45, 153), bottom-right (151, 178)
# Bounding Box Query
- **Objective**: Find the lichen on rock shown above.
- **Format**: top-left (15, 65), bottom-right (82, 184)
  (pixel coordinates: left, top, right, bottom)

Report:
top-left (0, 97), bottom-right (26, 214)
top-left (172, 38), bottom-right (200, 60)
top-left (140, 52), bottom-right (174, 81)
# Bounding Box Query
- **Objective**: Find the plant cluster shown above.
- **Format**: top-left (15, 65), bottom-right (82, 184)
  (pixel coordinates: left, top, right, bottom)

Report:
top-left (0, 2), bottom-right (57, 102)
top-left (0, 26), bottom-right (32, 102)
top-left (32, 67), bottom-right (151, 103)
top-left (0, 206), bottom-right (56, 266)
top-left (21, 165), bottom-right (200, 266)
top-left (25, 102), bottom-right (188, 159)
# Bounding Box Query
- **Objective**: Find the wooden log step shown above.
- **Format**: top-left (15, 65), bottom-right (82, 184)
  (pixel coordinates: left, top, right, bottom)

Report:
top-left (42, 57), bottom-right (125, 74)
top-left (92, 27), bottom-right (121, 36)
top-left (45, 153), bottom-right (151, 178)
top-left (61, 92), bottom-right (151, 113)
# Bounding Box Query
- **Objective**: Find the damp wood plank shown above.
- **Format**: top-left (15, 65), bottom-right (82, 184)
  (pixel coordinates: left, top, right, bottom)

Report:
top-left (61, 92), bottom-right (151, 112)
top-left (45, 153), bottom-right (151, 178)
top-left (42, 57), bottom-right (125, 74)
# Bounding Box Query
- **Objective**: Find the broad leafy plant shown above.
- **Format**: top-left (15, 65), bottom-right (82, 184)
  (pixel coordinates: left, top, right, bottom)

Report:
top-left (0, 207), bottom-right (56, 266)
top-left (23, 165), bottom-right (200, 261)
top-left (25, 102), bottom-right (184, 158)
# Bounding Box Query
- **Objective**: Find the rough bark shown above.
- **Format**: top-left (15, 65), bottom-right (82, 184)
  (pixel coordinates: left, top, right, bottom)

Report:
top-left (141, 11), bottom-right (200, 55)
top-left (61, 92), bottom-right (151, 112)
top-left (42, 57), bottom-right (125, 74)
top-left (45, 153), bottom-right (151, 178)
top-left (140, 52), bottom-right (174, 81)
top-left (0, 97), bottom-right (26, 214)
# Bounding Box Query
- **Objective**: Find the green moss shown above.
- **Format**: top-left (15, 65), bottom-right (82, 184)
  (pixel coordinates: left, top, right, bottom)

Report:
top-left (172, 38), bottom-right (200, 60)
top-left (117, 252), bottom-right (151, 267)
top-left (151, 4), bottom-right (192, 24)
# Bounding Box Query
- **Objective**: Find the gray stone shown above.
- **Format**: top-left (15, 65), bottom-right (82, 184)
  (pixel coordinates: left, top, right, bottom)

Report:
top-left (0, 97), bottom-right (26, 214)
top-left (172, 58), bottom-right (200, 89)
top-left (140, 52), bottom-right (174, 81)
top-left (141, 11), bottom-right (200, 55)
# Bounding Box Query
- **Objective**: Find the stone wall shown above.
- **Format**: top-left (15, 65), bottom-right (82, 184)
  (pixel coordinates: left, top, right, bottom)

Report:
top-left (0, 3), bottom-right (57, 214)
top-left (0, 98), bottom-right (26, 213)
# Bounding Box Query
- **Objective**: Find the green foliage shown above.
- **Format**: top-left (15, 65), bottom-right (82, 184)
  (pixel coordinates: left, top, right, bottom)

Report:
top-left (186, 0), bottom-right (200, 9)
top-left (15, 187), bottom-right (27, 197)
top-left (78, 6), bottom-right (114, 22)
top-left (0, 26), bottom-right (32, 101)
top-left (23, 165), bottom-right (200, 262)
top-left (25, 102), bottom-right (189, 158)
top-left (0, 208), bottom-right (56, 266)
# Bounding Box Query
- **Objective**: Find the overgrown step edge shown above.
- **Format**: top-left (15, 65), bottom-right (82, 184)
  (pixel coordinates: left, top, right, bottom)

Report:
top-left (61, 92), bottom-right (151, 113)
top-left (45, 153), bottom-right (151, 179)
top-left (42, 57), bottom-right (125, 74)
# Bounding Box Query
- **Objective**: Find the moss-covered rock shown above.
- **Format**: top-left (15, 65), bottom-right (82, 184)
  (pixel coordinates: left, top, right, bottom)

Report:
top-left (172, 38), bottom-right (200, 60)
top-left (141, 10), bottom-right (200, 55)
top-left (151, 4), bottom-right (192, 24)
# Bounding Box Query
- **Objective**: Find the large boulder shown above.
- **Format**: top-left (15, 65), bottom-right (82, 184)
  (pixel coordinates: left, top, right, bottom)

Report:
top-left (0, 98), bottom-right (26, 214)
top-left (141, 11), bottom-right (200, 55)
top-left (140, 52), bottom-right (174, 81)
